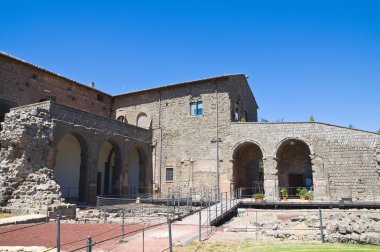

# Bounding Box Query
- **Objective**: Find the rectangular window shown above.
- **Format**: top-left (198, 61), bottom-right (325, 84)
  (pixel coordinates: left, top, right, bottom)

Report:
top-left (166, 167), bottom-right (174, 181)
top-left (190, 100), bottom-right (203, 116)
top-left (197, 101), bottom-right (203, 115)
top-left (190, 102), bottom-right (197, 116)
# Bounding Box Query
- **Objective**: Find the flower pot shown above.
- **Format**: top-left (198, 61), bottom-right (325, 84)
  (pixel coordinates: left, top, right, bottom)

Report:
top-left (255, 198), bottom-right (263, 203)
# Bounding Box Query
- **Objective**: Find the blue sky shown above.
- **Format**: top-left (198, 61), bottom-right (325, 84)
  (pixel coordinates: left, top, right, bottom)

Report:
top-left (1, 1), bottom-right (379, 132)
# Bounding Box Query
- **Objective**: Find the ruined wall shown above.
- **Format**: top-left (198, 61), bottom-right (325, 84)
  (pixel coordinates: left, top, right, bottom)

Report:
top-left (0, 103), bottom-right (75, 215)
top-left (227, 122), bottom-right (380, 201)
top-left (0, 101), bottom-right (152, 214)
top-left (224, 209), bottom-right (380, 245)
top-left (113, 74), bottom-right (257, 194)
top-left (0, 53), bottom-right (112, 117)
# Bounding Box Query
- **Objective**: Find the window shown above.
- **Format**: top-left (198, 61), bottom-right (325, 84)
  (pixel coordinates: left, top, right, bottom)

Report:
top-left (190, 101), bottom-right (203, 116)
top-left (166, 167), bottom-right (174, 181)
top-left (137, 112), bottom-right (150, 128)
top-left (117, 116), bottom-right (125, 122)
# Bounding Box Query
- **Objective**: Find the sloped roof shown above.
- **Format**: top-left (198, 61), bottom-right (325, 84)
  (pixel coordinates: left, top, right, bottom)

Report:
top-left (0, 51), bottom-right (248, 98)
top-left (0, 51), bottom-right (110, 96)
top-left (113, 73), bottom-right (246, 97)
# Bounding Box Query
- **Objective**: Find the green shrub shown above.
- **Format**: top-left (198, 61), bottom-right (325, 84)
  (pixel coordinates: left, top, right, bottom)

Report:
top-left (281, 188), bottom-right (288, 197)
top-left (253, 193), bottom-right (265, 199)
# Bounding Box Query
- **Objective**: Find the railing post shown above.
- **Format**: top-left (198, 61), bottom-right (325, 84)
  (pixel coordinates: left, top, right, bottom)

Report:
top-left (220, 193), bottom-right (223, 219)
top-left (215, 198), bottom-right (218, 218)
top-left (56, 214), bottom-right (60, 252)
top-left (319, 208), bottom-right (325, 243)
top-left (121, 209), bottom-right (125, 240)
top-left (167, 214), bottom-right (173, 252)
top-left (46, 197), bottom-right (49, 223)
top-left (142, 228), bottom-right (145, 252)
top-left (207, 194), bottom-right (210, 233)
top-left (199, 206), bottom-right (202, 242)
top-left (226, 192), bottom-right (228, 211)
top-left (86, 236), bottom-right (92, 252)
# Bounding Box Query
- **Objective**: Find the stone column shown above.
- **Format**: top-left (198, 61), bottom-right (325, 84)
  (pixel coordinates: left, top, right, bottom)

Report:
top-left (263, 156), bottom-right (279, 200)
top-left (86, 141), bottom-right (100, 205)
top-left (311, 155), bottom-right (329, 201)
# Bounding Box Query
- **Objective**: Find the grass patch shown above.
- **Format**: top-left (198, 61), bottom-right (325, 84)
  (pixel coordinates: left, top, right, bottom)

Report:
top-left (175, 241), bottom-right (380, 252)
top-left (0, 213), bottom-right (13, 219)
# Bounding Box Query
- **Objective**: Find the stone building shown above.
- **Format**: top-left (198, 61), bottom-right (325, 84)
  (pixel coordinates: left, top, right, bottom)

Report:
top-left (0, 51), bottom-right (380, 214)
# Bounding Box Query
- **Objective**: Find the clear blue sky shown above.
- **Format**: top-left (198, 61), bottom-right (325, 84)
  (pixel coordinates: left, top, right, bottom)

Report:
top-left (1, 1), bottom-right (379, 132)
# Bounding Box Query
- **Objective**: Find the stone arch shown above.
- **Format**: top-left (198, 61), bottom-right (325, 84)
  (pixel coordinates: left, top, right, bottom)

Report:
top-left (232, 141), bottom-right (265, 197)
top-left (127, 145), bottom-right (148, 196)
top-left (97, 140), bottom-right (122, 196)
top-left (275, 138), bottom-right (313, 198)
top-left (231, 139), bottom-right (266, 159)
top-left (117, 115), bottom-right (128, 123)
top-left (136, 112), bottom-right (150, 129)
top-left (273, 137), bottom-right (314, 157)
top-left (0, 99), bottom-right (17, 132)
top-left (53, 132), bottom-right (88, 202)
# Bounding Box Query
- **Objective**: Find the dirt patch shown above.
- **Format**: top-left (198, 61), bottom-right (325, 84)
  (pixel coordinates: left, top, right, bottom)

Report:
top-left (0, 222), bottom-right (143, 251)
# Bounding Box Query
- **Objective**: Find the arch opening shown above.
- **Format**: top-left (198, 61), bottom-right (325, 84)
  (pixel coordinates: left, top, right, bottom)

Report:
top-left (136, 113), bottom-right (150, 129)
top-left (97, 141), bottom-right (122, 196)
top-left (233, 142), bottom-right (264, 197)
top-left (128, 147), bottom-right (147, 196)
top-left (276, 139), bottom-right (313, 198)
top-left (0, 99), bottom-right (17, 132)
top-left (54, 133), bottom-right (87, 202)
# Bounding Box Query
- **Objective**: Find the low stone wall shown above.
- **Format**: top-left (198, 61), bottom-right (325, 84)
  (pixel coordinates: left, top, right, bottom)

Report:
top-left (223, 209), bottom-right (380, 245)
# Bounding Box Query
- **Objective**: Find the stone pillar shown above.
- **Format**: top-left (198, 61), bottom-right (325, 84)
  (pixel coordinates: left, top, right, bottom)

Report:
top-left (86, 143), bottom-right (100, 205)
top-left (263, 156), bottom-right (279, 200)
top-left (311, 155), bottom-right (329, 201)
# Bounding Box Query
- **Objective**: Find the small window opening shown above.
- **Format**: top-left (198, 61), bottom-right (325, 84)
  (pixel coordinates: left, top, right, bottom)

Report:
top-left (97, 94), bottom-right (104, 101)
top-left (166, 167), bottom-right (174, 181)
top-left (190, 101), bottom-right (203, 116)
top-left (117, 116), bottom-right (125, 122)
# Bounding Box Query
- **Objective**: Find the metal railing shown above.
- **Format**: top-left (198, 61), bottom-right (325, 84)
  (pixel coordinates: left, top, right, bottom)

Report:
top-left (237, 186), bottom-right (314, 200)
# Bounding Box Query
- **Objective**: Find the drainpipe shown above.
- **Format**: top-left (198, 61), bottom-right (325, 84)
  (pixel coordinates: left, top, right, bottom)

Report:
top-left (159, 91), bottom-right (163, 190)
top-left (215, 82), bottom-right (220, 200)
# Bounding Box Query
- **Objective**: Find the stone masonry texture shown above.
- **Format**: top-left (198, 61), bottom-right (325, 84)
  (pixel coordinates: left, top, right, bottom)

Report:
top-left (1, 51), bottom-right (380, 216)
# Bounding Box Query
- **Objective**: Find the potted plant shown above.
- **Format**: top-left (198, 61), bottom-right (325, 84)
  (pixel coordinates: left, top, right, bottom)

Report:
top-left (296, 187), bottom-right (311, 200)
top-left (280, 188), bottom-right (288, 201)
top-left (253, 193), bottom-right (265, 203)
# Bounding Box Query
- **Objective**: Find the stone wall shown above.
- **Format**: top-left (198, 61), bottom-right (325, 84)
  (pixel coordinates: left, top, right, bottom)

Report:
top-left (0, 104), bottom-right (75, 215)
top-left (112, 74), bottom-right (258, 194)
top-left (0, 101), bottom-right (152, 214)
top-left (223, 209), bottom-right (380, 245)
top-left (0, 52), bottom-right (112, 117)
top-left (226, 122), bottom-right (380, 201)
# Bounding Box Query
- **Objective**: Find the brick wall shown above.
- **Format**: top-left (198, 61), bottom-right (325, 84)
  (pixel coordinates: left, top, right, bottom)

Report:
top-left (0, 53), bottom-right (112, 117)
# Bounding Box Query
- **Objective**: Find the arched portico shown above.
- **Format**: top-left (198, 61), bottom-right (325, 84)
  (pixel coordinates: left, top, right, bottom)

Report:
top-left (97, 140), bottom-right (122, 196)
top-left (53, 132), bottom-right (88, 202)
top-left (232, 141), bottom-right (265, 197)
top-left (127, 146), bottom-right (148, 196)
top-left (276, 138), bottom-right (313, 198)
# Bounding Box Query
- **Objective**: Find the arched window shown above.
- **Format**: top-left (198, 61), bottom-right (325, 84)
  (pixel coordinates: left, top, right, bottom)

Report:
top-left (190, 97), bottom-right (203, 116)
top-left (117, 116), bottom-right (125, 123)
top-left (137, 113), bottom-right (150, 128)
